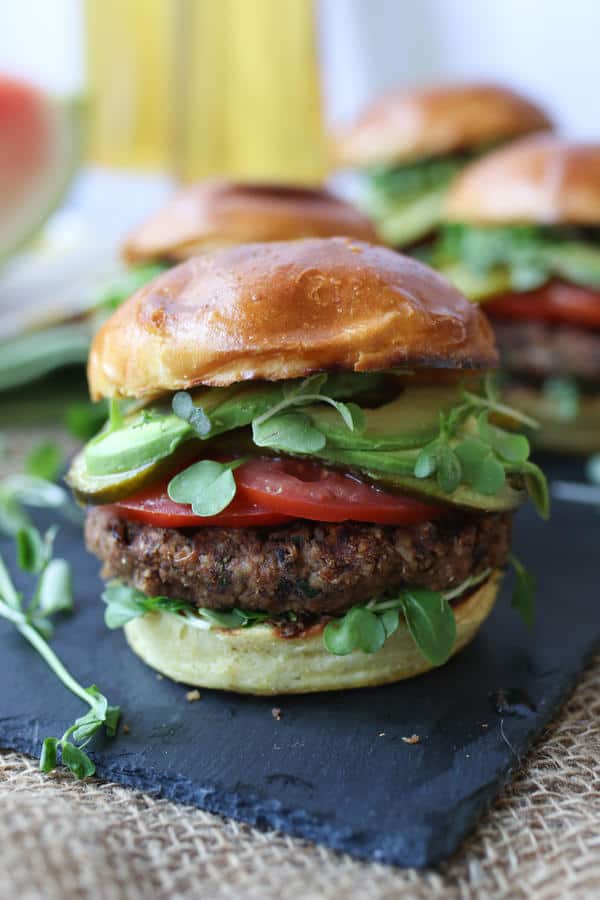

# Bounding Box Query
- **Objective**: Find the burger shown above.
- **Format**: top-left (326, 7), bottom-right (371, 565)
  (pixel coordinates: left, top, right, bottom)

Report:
top-left (432, 135), bottom-right (600, 453)
top-left (68, 237), bottom-right (548, 694)
top-left (101, 179), bottom-right (380, 309)
top-left (331, 84), bottom-right (551, 250)
top-left (1, 181), bottom-right (378, 398)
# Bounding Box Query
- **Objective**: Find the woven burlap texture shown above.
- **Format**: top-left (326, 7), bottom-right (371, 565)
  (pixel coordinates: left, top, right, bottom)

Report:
top-left (2, 654), bottom-right (600, 900)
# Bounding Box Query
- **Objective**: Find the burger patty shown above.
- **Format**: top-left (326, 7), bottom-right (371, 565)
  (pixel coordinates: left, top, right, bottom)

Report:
top-left (493, 319), bottom-right (600, 380)
top-left (86, 508), bottom-right (511, 616)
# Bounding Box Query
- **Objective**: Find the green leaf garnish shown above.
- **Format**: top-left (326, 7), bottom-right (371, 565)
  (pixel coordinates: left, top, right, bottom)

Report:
top-left (108, 398), bottom-right (124, 432)
top-left (64, 400), bottom-right (109, 440)
top-left (251, 373), bottom-right (365, 450)
top-left (399, 588), bottom-right (457, 666)
top-left (455, 438), bottom-right (506, 495)
top-left (509, 554), bottom-right (535, 628)
top-left (542, 377), bottom-right (580, 422)
top-left (323, 607), bottom-right (386, 655)
top-left (167, 459), bottom-right (244, 517)
top-left (252, 412), bottom-right (326, 454)
top-left (25, 442), bottom-right (63, 482)
top-left (172, 391), bottom-right (212, 437)
top-left (0, 528), bottom-right (119, 779)
top-left (102, 581), bottom-right (188, 629)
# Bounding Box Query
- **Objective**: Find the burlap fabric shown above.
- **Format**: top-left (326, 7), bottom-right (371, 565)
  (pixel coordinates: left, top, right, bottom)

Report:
top-left (2, 428), bottom-right (600, 899)
top-left (1, 656), bottom-right (599, 900)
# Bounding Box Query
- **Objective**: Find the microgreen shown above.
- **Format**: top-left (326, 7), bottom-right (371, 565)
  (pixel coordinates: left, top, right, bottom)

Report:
top-left (0, 474), bottom-right (72, 537)
top-left (412, 376), bottom-right (548, 513)
top-left (25, 442), bottom-right (63, 482)
top-left (324, 569), bottom-right (493, 662)
top-left (172, 391), bottom-right (212, 437)
top-left (252, 412), bottom-right (327, 454)
top-left (509, 554), bottom-right (535, 628)
top-left (250, 374), bottom-right (365, 452)
top-left (542, 377), bottom-right (580, 422)
top-left (434, 224), bottom-right (600, 291)
top-left (108, 397), bottom-right (124, 432)
top-left (64, 399), bottom-right (109, 440)
top-left (167, 459), bottom-right (245, 516)
top-left (103, 581), bottom-right (268, 631)
top-left (0, 528), bottom-right (118, 778)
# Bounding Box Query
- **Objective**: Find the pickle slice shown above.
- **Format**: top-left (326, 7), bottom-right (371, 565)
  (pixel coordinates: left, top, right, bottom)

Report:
top-left (67, 440), bottom-right (203, 504)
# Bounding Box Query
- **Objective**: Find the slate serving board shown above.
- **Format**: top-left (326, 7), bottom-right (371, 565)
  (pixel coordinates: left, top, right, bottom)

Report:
top-left (1, 462), bottom-right (598, 868)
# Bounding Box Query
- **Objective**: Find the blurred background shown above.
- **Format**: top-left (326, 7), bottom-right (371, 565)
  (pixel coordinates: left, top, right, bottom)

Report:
top-left (0, 0), bottom-right (597, 420)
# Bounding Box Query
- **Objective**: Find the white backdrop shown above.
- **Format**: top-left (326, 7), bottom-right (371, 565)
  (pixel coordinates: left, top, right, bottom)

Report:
top-left (319, 0), bottom-right (598, 137)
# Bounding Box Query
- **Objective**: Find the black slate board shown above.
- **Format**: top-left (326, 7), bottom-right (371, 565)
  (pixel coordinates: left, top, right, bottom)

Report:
top-left (1, 463), bottom-right (599, 868)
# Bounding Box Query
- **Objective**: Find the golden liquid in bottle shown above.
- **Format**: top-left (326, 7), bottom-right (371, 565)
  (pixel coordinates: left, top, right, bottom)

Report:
top-left (85, 0), bottom-right (326, 183)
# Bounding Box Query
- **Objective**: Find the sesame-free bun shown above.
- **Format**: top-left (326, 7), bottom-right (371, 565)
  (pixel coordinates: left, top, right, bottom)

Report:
top-left (332, 84), bottom-right (551, 169)
top-left (446, 136), bottom-right (600, 224)
top-left (123, 572), bottom-right (500, 694)
top-left (122, 179), bottom-right (379, 264)
top-left (88, 237), bottom-right (498, 399)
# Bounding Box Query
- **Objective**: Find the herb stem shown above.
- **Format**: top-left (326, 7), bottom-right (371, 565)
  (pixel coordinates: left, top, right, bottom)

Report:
top-left (0, 599), bottom-right (94, 709)
top-left (463, 392), bottom-right (539, 430)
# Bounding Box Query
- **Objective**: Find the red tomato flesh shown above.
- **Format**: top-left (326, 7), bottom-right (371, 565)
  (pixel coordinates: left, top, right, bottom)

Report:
top-left (111, 457), bottom-right (444, 528)
top-left (486, 281), bottom-right (600, 330)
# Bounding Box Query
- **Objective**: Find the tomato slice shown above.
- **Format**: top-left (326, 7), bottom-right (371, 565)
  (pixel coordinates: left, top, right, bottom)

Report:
top-left (111, 489), bottom-right (293, 528)
top-left (112, 458), bottom-right (444, 527)
top-left (486, 281), bottom-right (600, 330)
top-left (235, 458), bottom-right (443, 524)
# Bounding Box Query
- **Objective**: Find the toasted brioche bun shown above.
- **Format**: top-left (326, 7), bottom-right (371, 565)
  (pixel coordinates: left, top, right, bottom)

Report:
top-left (332, 84), bottom-right (551, 169)
top-left (447, 136), bottom-right (600, 225)
top-left (122, 179), bottom-right (379, 265)
top-left (123, 572), bottom-right (501, 694)
top-left (504, 384), bottom-right (600, 454)
top-left (88, 237), bottom-right (497, 399)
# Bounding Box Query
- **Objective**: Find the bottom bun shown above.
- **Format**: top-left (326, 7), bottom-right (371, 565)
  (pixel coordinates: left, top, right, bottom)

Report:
top-left (123, 572), bottom-right (501, 695)
top-left (504, 385), bottom-right (600, 455)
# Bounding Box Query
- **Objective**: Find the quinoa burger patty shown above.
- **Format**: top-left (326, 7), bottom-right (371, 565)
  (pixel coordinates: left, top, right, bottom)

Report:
top-left (86, 507), bottom-right (511, 616)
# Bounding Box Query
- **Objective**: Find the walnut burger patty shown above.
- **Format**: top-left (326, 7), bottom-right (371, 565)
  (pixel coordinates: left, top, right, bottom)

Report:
top-left (86, 508), bottom-right (511, 616)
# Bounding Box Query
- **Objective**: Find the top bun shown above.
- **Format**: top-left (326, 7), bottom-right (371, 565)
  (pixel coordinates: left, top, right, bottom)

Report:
top-left (332, 83), bottom-right (551, 169)
top-left (446, 135), bottom-right (600, 224)
top-left (122, 179), bottom-right (379, 264)
top-left (88, 238), bottom-right (497, 400)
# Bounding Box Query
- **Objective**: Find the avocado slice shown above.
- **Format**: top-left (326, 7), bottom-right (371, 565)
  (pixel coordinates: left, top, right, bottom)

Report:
top-left (546, 242), bottom-right (600, 288)
top-left (437, 261), bottom-right (512, 303)
top-left (366, 186), bottom-right (448, 247)
top-left (314, 444), bottom-right (525, 511)
top-left (307, 385), bottom-right (461, 450)
top-left (85, 414), bottom-right (194, 476)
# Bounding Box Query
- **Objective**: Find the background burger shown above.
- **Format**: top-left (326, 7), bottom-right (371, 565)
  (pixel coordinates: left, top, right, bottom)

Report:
top-left (68, 237), bottom-right (548, 694)
top-left (432, 135), bottom-right (600, 453)
top-left (331, 84), bottom-right (551, 250)
top-left (101, 178), bottom-right (380, 310)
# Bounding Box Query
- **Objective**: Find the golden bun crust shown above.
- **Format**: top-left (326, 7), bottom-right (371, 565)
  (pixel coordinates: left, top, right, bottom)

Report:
top-left (447, 135), bottom-right (600, 224)
top-left (88, 237), bottom-right (498, 399)
top-left (332, 84), bottom-right (551, 169)
top-left (123, 573), bottom-right (501, 694)
top-left (123, 179), bottom-right (379, 264)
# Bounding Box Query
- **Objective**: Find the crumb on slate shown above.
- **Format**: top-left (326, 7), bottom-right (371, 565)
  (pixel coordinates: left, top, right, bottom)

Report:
top-left (481, 723), bottom-right (489, 729)
top-left (186, 689), bottom-right (201, 702)
top-left (378, 732), bottom-right (386, 737)
top-left (271, 707), bottom-right (282, 721)
top-left (122, 723), bottom-right (131, 735)
top-left (402, 734), bottom-right (420, 745)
